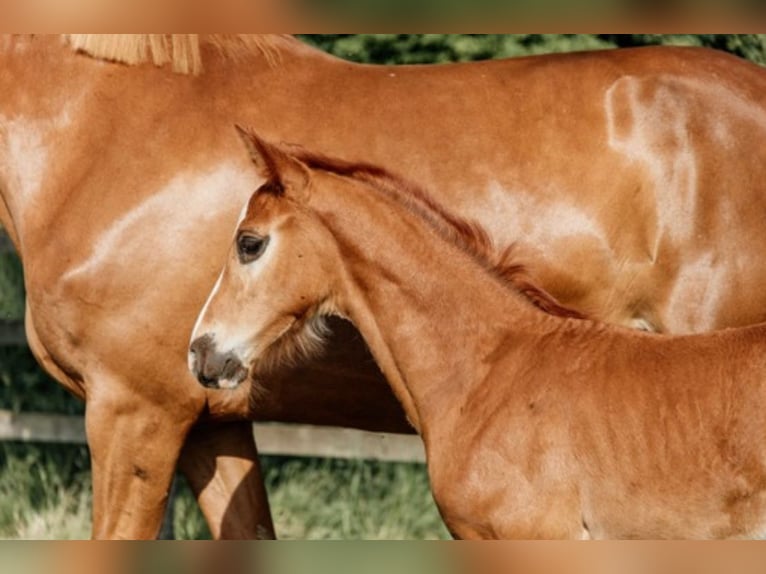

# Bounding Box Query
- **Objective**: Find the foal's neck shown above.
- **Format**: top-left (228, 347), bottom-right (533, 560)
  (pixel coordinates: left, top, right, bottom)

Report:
top-left (315, 173), bottom-right (558, 436)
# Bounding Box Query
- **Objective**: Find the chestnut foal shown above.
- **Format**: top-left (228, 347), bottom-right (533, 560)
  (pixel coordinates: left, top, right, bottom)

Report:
top-left (191, 130), bottom-right (766, 539)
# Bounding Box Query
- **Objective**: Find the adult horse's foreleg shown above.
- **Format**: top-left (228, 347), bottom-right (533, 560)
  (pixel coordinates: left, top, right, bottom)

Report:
top-left (179, 422), bottom-right (275, 539)
top-left (26, 306), bottom-right (209, 539)
top-left (85, 387), bottom-right (201, 539)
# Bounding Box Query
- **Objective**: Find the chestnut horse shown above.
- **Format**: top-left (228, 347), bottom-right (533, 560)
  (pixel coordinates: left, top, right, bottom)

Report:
top-left (192, 131), bottom-right (766, 539)
top-left (2, 35), bottom-right (766, 538)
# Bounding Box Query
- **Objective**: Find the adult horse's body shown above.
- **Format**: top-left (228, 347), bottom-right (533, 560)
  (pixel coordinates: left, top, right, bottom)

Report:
top-left (191, 132), bottom-right (766, 539)
top-left (1, 34), bottom-right (766, 538)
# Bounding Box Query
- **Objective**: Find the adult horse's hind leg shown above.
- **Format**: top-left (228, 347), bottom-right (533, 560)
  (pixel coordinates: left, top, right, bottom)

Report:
top-left (179, 422), bottom-right (275, 539)
top-left (85, 381), bottom-right (203, 539)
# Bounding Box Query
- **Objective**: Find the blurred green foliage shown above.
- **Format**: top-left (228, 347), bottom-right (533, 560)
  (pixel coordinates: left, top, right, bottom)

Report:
top-left (0, 346), bottom-right (84, 414)
top-left (0, 250), bottom-right (23, 320)
top-left (600, 34), bottom-right (766, 64)
top-left (300, 34), bottom-right (766, 65)
top-left (301, 34), bottom-right (614, 64)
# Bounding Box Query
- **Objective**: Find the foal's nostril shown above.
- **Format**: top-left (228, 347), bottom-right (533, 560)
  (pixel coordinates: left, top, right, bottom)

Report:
top-left (223, 357), bottom-right (238, 376)
top-left (197, 372), bottom-right (219, 388)
top-left (189, 334), bottom-right (220, 387)
top-left (219, 355), bottom-right (247, 388)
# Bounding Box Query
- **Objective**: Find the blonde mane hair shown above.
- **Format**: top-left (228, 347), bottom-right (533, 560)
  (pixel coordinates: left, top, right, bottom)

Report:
top-left (64, 34), bottom-right (288, 75)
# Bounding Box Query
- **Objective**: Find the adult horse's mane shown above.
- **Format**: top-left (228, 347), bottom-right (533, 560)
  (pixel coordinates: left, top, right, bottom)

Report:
top-left (281, 145), bottom-right (586, 320)
top-left (64, 34), bottom-right (290, 75)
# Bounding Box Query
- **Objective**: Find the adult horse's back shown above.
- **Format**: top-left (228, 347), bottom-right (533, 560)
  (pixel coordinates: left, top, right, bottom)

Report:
top-left (1, 34), bottom-right (766, 538)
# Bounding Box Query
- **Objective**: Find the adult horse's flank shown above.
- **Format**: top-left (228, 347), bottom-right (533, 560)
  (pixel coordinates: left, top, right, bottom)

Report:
top-left (2, 34), bottom-right (766, 538)
top-left (192, 131), bottom-right (766, 539)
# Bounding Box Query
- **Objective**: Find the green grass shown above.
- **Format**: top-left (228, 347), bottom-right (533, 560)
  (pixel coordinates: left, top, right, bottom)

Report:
top-left (0, 445), bottom-right (449, 540)
top-left (0, 444), bottom-right (91, 540)
top-left (263, 458), bottom-right (449, 540)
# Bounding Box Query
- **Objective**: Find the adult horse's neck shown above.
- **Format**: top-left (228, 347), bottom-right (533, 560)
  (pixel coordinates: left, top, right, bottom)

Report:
top-left (312, 171), bottom-right (560, 438)
top-left (0, 36), bottom-right (72, 252)
top-left (0, 36), bottom-right (120, 254)
top-left (0, 35), bottom-right (323, 258)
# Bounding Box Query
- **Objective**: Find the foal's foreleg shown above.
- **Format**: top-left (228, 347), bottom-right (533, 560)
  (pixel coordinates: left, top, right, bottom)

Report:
top-left (179, 422), bottom-right (275, 539)
top-left (85, 389), bottom-right (199, 539)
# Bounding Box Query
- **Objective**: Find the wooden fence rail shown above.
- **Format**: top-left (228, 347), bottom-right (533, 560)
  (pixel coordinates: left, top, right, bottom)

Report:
top-left (0, 409), bottom-right (425, 463)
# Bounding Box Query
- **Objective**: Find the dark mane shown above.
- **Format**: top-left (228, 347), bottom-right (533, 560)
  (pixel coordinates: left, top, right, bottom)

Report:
top-left (288, 147), bottom-right (585, 320)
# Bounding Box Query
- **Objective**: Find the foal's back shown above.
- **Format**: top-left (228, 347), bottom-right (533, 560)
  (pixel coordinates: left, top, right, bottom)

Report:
top-left (437, 320), bottom-right (766, 539)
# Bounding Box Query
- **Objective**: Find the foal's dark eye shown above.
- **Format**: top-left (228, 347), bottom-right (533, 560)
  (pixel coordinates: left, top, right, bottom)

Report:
top-left (237, 233), bottom-right (269, 264)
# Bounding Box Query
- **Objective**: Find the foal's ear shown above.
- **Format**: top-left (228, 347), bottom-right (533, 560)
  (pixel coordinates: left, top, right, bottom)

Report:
top-left (235, 125), bottom-right (310, 199)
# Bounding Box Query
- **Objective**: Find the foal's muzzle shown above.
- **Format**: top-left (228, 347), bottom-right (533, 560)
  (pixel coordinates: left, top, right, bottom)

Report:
top-left (189, 334), bottom-right (247, 389)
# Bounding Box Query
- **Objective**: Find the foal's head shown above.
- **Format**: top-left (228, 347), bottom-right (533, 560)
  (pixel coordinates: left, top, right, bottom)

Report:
top-left (189, 127), bottom-right (583, 389)
top-left (189, 128), bottom-right (342, 389)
